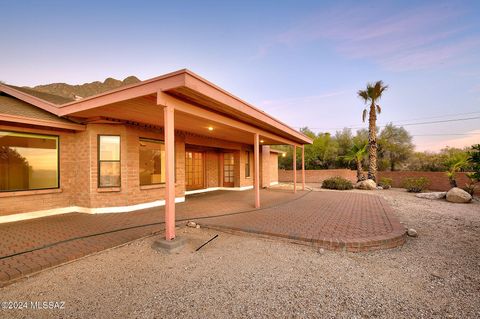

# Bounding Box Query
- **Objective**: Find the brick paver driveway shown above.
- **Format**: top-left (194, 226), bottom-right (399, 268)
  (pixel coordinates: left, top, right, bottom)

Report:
top-left (0, 188), bottom-right (405, 286)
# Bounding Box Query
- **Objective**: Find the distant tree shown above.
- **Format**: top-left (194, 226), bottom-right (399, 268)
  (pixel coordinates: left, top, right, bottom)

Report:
top-left (358, 81), bottom-right (388, 181)
top-left (334, 128), bottom-right (353, 167)
top-left (300, 127), bottom-right (316, 139)
top-left (343, 142), bottom-right (368, 182)
top-left (378, 123), bottom-right (414, 171)
top-left (405, 151), bottom-right (444, 171)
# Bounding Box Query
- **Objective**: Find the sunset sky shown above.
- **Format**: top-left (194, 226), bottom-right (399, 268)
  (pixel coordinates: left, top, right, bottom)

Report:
top-left (1, 0), bottom-right (479, 151)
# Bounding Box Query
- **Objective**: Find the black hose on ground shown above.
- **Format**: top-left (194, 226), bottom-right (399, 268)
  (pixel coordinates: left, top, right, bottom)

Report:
top-left (195, 234), bottom-right (219, 251)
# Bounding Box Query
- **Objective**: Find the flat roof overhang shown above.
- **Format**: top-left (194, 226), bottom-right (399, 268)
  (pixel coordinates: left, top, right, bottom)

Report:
top-left (56, 69), bottom-right (312, 145)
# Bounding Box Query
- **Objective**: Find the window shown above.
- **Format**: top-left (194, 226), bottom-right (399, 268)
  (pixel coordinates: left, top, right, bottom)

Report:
top-left (0, 131), bottom-right (59, 192)
top-left (245, 151), bottom-right (251, 178)
top-left (139, 138), bottom-right (165, 186)
top-left (98, 135), bottom-right (120, 187)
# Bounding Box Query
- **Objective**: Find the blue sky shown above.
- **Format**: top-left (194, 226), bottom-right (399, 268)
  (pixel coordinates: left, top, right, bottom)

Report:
top-left (1, 0), bottom-right (479, 151)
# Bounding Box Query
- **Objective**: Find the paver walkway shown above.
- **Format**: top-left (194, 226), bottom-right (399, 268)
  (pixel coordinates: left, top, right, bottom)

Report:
top-left (0, 189), bottom-right (302, 286)
top-left (198, 191), bottom-right (406, 252)
top-left (0, 188), bottom-right (405, 286)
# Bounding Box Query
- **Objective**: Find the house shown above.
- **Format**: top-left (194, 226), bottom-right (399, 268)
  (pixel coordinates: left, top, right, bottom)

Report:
top-left (0, 69), bottom-right (311, 240)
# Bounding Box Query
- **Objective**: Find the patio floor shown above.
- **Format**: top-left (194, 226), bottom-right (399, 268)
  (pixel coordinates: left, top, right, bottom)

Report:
top-left (0, 188), bottom-right (405, 286)
top-left (197, 190), bottom-right (406, 251)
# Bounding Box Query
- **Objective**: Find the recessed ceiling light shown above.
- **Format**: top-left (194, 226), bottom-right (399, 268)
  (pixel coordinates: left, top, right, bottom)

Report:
top-left (208, 127), bottom-right (213, 131)
top-left (260, 140), bottom-right (264, 143)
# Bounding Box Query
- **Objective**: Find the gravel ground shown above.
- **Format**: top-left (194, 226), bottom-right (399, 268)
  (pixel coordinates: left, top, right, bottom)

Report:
top-left (1, 188), bottom-right (479, 318)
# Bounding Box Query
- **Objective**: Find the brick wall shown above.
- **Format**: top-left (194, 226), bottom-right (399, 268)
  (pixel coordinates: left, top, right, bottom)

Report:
top-left (378, 171), bottom-right (478, 193)
top-left (269, 153), bottom-right (279, 183)
top-left (1, 123), bottom-right (278, 216)
top-left (260, 146), bottom-right (270, 188)
top-left (279, 169), bottom-right (357, 183)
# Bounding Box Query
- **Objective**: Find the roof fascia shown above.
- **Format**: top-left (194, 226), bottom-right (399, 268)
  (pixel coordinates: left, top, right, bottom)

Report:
top-left (0, 113), bottom-right (86, 131)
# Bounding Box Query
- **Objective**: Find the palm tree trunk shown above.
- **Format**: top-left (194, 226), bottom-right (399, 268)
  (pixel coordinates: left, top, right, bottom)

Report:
top-left (356, 159), bottom-right (364, 182)
top-left (368, 102), bottom-right (377, 181)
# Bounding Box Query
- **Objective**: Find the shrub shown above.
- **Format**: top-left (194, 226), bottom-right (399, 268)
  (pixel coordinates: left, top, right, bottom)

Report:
top-left (463, 173), bottom-right (478, 196)
top-left (322, 176), bottom-right (353, 190)
top-left (403, 177), bottom-right (430, 193)
top-left (378, 177), bottom-right (393, 189)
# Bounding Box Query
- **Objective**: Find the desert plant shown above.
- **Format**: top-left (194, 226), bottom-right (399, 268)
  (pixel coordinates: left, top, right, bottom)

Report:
top-left (343, 142), bottom-right (368, 182)
top-left (403, 177), bottom-right (430, 193)
top-left (445, 152), bottom-right (469, 187)
top-left (463, 173), bottom-right (478, 196)
top-left (378, 177), bottom-right (393, 189)
top-left (322, 176), bottom-right (354, 190)
top-left (358, 80), bottom-right (388, 182)
top-left (469, 144), bottom-right (480, 181)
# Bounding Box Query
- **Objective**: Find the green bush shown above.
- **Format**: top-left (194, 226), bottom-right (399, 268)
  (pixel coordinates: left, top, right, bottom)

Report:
top-left (403, 177), bottom-right (430, 193)
top-left (322, 176), bottom-right (354, 190)
top-left (378, 177), bottom-right (393, 189)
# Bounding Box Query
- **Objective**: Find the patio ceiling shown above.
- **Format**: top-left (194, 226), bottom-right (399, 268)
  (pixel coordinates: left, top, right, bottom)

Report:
top-left (66, 94), bottom-right (282, 145)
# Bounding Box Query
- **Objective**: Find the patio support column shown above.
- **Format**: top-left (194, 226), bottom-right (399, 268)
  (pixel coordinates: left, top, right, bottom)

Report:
top-left (164, 104), bottom-right (176, 240)
top-left (293, 145), bottom-right (297, 193)
top-left (254, 133), bottom-right (260, 208)
top-left (302, 145), bottom-right (305, 191)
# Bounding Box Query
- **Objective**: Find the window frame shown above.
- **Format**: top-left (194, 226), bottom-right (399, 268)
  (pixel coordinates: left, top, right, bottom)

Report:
top-left (0, 130), bottom-right (60, 193)
top-left (245, 151), bottom-right (251, 178)
top-left (97, 135), bottom-right (121, 188)
top-left (139, 137), bottom-right (165, 186)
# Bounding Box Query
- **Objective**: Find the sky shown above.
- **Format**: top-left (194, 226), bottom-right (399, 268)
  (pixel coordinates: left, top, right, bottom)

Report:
top-left (1, 0), bottom-right (479, 152)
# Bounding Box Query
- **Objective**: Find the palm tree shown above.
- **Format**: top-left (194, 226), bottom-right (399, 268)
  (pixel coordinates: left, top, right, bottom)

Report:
top-left (343, 142), bottom-right (368, 182)
top-left (445, 152), bottom-right (469, 188)
top-left (358, 81), bottom-right (388, 182)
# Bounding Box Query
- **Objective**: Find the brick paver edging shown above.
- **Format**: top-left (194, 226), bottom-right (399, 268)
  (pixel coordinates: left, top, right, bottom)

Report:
top-left (198, 191), bottom-right (407, 252)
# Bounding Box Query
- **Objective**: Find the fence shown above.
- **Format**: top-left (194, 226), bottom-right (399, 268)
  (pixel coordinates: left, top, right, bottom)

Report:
top-left (378, 171), bottom-right (477, 193)
top-left (279, 169), bottom-right (478, 194)
top-left (278, 169), bottom-right (356, 183)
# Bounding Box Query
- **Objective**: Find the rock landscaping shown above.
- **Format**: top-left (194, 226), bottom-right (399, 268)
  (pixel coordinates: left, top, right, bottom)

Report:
top-left (355, 179), bottom-right (377, 190)
top-left (415, 192), bottom-right (447, 200)
top-left (446, 187), bottom-right (472, 203)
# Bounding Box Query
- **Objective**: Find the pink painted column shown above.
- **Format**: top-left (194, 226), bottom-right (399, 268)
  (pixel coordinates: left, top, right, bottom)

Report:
top-left (293, 145), bottom-right (297, 193)
top-left (164, 104), bottom-right (176, 240)
top-left (254, 133), bottom-right (260, 208)
top-left (302, 145), bottom-right (305, 191)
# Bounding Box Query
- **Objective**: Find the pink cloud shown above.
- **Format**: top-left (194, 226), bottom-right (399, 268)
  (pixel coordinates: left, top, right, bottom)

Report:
top-left (415, 130), bottom-right (480, 152)
top-left (257, 3), bottom-right (479, 71)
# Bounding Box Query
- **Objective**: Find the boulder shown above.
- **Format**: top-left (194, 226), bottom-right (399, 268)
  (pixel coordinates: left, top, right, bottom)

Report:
top-left (446, 187), bottom-right (472, 203)
top-left (355, 179), bottom-right (377, 190)
top-left (415, 192), bottom-right (447, 200)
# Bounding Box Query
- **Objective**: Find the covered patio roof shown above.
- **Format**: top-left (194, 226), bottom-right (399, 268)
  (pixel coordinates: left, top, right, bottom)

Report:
top-left (52, 69), bottom-right (312, 145)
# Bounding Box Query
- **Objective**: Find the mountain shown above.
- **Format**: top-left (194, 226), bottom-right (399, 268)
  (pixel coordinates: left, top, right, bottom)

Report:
top-left (29, 76), bottom-right (141, 101)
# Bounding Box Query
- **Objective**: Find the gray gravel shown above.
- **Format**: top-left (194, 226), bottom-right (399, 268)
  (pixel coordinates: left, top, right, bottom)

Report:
top-left (1, 188), bottom-right (479, 318)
